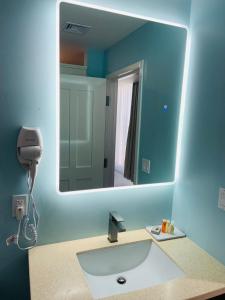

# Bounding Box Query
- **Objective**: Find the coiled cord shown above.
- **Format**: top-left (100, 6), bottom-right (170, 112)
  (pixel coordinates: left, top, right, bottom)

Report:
top-left (16, 170), bottom-right (40, 250)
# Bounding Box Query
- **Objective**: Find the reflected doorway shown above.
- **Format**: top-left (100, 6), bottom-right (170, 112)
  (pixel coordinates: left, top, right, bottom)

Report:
top-left (104, 61), bottom-right (143, 188)
top-left (114, 72), bottom-right (139, 187)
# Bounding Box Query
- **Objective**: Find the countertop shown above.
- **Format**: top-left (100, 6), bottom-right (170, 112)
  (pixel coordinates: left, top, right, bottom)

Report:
top-left (29, 229), bottom-right (225, 300)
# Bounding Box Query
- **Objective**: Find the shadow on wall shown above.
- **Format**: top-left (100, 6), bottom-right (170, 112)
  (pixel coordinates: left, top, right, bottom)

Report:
top-left (0, 249), bottom-right (30, 299)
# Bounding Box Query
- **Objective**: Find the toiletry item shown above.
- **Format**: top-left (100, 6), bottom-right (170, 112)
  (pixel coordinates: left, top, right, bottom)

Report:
top-left (165, 220), bottom-right (170, 233)
top-left (151, 226), bottom-right (161, 235)
top-left (146, 225), bottom-right (186, 241)
top-left (161, 219), bottom-right (167, 233)
top-left (168, 221), bottom-right (175, 234)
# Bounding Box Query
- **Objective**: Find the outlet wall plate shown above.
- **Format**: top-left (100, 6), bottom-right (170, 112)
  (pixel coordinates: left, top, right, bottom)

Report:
top-left (12, 194), bottom-right (28, 218)
top-left (218, 188), bottom-right (225, 211)
top-left (142, 158), bottom-right (151, 174)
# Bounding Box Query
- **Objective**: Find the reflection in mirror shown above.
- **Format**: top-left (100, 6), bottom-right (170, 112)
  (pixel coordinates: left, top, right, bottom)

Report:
top-left (59, 2), bottom-right (187, 192)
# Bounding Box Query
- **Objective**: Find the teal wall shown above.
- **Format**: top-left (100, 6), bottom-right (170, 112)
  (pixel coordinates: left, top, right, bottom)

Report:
top-left (87, 48), bottom-right (105, 78)
top-left (105, 23), bottom-right (187, 183)
top-left (172, 0), bottom-right (225, 265)
top-left (0, 0), bottom-right (190, 299)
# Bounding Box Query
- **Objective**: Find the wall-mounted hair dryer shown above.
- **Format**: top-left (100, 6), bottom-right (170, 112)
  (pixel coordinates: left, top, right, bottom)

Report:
top-left (6, 127), bottom-right (43, 250)
top-left (17, 127), bottom-right (43, 193)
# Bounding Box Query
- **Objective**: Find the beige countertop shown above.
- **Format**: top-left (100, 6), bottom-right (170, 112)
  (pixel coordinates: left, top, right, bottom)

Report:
top-left (29, 229), bottom-right (225, 300)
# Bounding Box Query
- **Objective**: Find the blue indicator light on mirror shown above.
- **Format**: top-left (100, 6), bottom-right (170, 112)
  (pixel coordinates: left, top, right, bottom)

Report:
top-left (163, 105), bottom-right (168, 111)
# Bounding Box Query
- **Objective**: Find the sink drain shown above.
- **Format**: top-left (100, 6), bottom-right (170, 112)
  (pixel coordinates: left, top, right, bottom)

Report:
top-left (117, 276), bottom-right (126, 285)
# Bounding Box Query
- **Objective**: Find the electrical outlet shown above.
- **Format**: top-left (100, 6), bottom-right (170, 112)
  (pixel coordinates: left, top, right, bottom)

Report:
top-left (12, 194), bottom-right (28, 220)
top-left (142, 158), bottom-right (150, 174)
top-left (218, 188), bottom-right (225, 211)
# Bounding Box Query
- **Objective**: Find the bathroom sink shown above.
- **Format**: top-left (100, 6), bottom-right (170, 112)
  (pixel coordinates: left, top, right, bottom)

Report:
top-left (77, 239), bottom-right (185, 299)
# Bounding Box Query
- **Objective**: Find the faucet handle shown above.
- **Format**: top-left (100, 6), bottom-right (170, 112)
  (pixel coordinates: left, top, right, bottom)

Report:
top-left (109, 211), bottom-right (124, 222)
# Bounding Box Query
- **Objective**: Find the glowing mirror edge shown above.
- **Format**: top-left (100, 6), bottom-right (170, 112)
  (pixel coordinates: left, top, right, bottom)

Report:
top-left (56, 0), bottom-right (191, 195)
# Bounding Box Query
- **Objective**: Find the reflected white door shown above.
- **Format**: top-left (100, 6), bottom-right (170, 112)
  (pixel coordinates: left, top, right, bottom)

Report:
top-left (60, 74), bottom-right (106, 191)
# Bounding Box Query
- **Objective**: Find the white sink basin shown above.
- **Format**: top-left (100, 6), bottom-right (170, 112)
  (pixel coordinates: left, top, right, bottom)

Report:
top-left (77, 239), bottom-right (185, 299)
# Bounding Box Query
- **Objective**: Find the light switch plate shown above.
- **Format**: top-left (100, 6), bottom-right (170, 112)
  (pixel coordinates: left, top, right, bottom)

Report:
top-left (218, 188), bottom-right (225, 211)
top-left (142, 158), bottom-right (150, 174)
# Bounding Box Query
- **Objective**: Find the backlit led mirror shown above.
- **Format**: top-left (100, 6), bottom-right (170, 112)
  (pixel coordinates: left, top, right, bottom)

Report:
top-left (59, 2), bottom-right (187, 192)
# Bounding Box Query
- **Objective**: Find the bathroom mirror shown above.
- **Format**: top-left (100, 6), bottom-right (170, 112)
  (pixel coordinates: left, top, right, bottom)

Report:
top-left (59, 2), bottom-right (187, 192)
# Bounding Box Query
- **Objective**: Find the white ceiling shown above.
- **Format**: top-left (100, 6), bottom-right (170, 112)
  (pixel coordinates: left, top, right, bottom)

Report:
top-left (60, 3), bottom-right (148, 50)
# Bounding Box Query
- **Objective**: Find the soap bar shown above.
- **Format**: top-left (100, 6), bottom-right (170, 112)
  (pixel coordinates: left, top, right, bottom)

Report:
top-left (151, 226), bottom-right (161, 235)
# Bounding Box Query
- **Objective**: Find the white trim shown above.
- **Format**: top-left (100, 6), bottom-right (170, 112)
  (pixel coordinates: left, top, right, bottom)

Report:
top-left (103, 78), bottom-right (118, 187)
top-left (56, 0), bottom-right (190, 195)
top-left (107, 61), bottom-right (142, 80)
top-left (60, 63), bottom-right (87, 75)
top-left (135, 61), bottom-right (144, 184)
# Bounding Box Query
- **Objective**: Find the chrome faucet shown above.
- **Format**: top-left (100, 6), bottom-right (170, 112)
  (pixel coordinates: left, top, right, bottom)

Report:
top-left (108, 211), bottom-right (126, 243)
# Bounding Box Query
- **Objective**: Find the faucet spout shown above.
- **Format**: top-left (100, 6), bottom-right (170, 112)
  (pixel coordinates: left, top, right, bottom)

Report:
top-left (117, 221), bottom-right (126, 232)
top-left (108, 211), bottom-right (126, 243)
